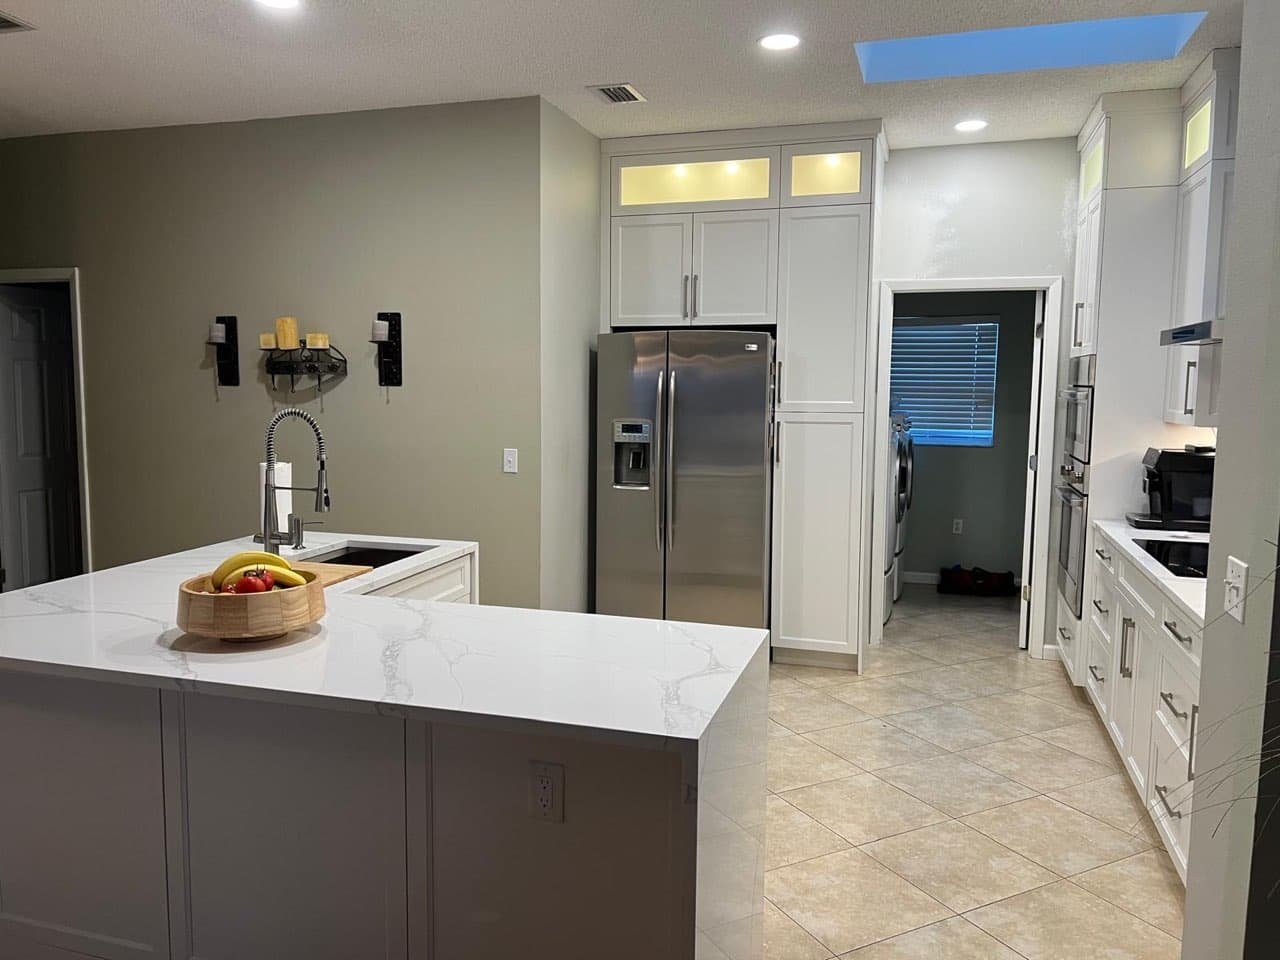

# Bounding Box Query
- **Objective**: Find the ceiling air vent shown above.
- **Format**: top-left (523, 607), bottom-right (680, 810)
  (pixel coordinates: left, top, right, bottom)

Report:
top-left (590, 83), bottom-right (647, 105)
top-left (0, 9), bottom-right (33, 32)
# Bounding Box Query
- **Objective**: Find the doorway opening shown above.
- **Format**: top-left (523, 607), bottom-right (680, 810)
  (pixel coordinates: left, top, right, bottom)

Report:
top-left (868, 277), bottom-right (1062, 662)
top-left (886, 291), bottom-right (1038, 653)
top-left (0, 269), bottom-right (90, 590)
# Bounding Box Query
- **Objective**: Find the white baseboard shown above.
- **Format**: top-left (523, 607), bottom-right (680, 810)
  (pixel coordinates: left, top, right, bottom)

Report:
top-left (903, 570), bottom-right (1024, 587)
top-left (902, 571), bottom-right (940, 585)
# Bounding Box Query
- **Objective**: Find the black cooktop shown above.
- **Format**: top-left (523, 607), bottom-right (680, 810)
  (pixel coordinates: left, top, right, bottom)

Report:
top-left (1133, 539), bottom-right (1209, 579)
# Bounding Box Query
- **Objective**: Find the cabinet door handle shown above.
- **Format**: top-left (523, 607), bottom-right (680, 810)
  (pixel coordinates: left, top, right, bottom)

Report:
top-left (1094, 548), bottom-right (1111, 562)
top-left (691, 274), bottom-right (699, 319)
top-left (776, 360), bottom-right (783, 400)
top-left (1073, 301), bottom-right (1084, 347)
top-left (1163, 620), bottom-right (1193, 646)
top-left (1119, 617), bottom-right (1134, 679)
top-left (1057, 626), bottom-right (1071, 642)
top-left (1154, 783), bottom-right (1183, 820)
top-left (1092, 598), bottom-right (1109, 617)
top-left (1188, 704), bottom-right (1199, 781)
top-left (681, 274), bottom-right (690, 319)
top-left (775, 421), bottom-right (782, 464)
top-left (1089, 664), bottom-right (1105, 683)
top-left (1183, 359), bottom-right (1197, 415)
top-left (1160, 690), bottom-right (1188, 721)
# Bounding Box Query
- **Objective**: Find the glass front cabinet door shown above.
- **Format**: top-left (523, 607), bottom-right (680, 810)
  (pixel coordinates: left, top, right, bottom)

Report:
top-left (782, 141), bottom-right (873, 206)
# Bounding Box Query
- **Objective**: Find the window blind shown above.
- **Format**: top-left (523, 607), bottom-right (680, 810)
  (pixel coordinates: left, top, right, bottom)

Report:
top-left (890, 321), bottom-right (999, 447)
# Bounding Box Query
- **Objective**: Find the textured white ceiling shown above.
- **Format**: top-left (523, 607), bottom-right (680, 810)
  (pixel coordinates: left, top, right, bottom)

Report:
top-left (0, 1), bottom-right (1242, 148)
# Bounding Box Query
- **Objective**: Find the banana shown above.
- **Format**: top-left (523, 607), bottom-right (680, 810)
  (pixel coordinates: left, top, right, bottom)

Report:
top-left (222, 563), bottom-right (308, 589)
top-left (211, 551), bottom-right (294, 588)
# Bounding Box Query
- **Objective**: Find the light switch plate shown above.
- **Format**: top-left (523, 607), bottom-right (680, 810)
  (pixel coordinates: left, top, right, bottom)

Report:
top-left (502, 448), bottom-right (518, 474)
top-left (1225, 556), bottom-right (1248, 623)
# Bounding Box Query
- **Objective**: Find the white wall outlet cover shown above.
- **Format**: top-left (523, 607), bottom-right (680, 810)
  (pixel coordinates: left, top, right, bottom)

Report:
top-left (1225, 555), bottom-right (1248, 624)
top-left (502, 448), bottom-right (518, 474)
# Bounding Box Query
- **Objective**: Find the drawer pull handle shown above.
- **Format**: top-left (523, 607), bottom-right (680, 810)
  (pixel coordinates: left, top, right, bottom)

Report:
top-left (1160, 690), bottom-right (1188, 721)
top-left (1154, 783), bottom-right (1183, 820)
top-left (1094, 548), bottom-right (1111, 562)
top-left (1088, 664), bottom-right (1105, 683)
top-left (1188, 704), bottom-right (1199, 781)
top-left (1092, 599), bottom-right (1109, 616)
top-left (1163, 620), bottom-right (1193, 646)
top-left (1057, 626), bottom-right (1071, 642)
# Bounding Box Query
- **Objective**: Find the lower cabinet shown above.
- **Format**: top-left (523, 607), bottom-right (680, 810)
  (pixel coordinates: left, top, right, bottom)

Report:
top-left (771, 414), bottom-right (864, 663)
top-left (1055, 595), bottom-right (1081, 683)
top-left (1108, 600), bottom-right (1157, 797)
top-left (366, 555), bottom-right (474, 603)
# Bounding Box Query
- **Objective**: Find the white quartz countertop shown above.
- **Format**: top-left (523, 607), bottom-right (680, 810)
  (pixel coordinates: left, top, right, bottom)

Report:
top-left (0, 534), bottom-right (767, 746)
top-left (1094, 519), bottom-right (1208, 625)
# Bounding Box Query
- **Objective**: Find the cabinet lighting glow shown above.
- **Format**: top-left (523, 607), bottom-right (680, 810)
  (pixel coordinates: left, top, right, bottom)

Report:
top-left (824, 154), bottom-right (842, 167)
top-left (254, 0), bottom-right (301, 9)
top-left (673, 165), bottom-right (688, 177)
top-left (725, 161), bottom-right (740, 174)
top-left (954, 119), bottom-right (988, 132)
top-left (760, 33), bottom-right (800, 51)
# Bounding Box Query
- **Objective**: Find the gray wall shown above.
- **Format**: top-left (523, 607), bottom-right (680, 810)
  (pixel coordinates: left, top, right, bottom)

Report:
top-left (0, 97), bottom-right (564, 607)
top-left (1184, 8), bottom-right (1280, 955)
top-left (894, 292), bottom-right (1036, 579)
top-left (537, 101), bottom-right (600, 612)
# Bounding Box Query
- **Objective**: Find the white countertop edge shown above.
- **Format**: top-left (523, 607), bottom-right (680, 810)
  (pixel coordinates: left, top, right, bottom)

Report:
top-left (1094, 519), bottom-right (1207, 626)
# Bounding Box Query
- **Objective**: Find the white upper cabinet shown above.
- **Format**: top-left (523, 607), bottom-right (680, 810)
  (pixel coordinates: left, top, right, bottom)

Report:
top-left (1179, 48), bottom-right (1239, 180)
top-left (610, 214), bottom-right (694, 327)
top-left (1162, 346), bottom-right (1200, 425)
top-left (776, 205), bottom-right (870, 411)
top-left (771, 414), bottom-right (864, 660)
top-left (1071, 192), bottom-right (1103, 357)
top-left (610, 147), bottom-right (780, 216)
top-left (690, 210), bottom-right (779, 325)
top-left (782, 140), bottom-right (873, 207)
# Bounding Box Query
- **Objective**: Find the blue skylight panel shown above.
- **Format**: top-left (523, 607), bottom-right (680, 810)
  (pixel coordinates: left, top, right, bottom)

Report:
top-left (855, 12), bottom-right (1208, 84)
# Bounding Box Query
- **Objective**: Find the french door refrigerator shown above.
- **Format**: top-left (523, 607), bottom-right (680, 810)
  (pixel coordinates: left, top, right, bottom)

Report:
top-left (596, 330), bottom-right (774, 629)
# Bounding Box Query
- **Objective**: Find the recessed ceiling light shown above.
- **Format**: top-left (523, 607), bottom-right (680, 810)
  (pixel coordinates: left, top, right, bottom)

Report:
top-left (954, 119), bottom-right (988, 133)
top-left (254, 0), bottom-right (301, 9)
top-left (760, 34), bottom-right (800, 51)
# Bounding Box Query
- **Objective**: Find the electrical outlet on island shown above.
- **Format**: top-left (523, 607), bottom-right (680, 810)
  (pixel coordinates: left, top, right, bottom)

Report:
top-left (952, 519), bottom-right (964, 535)
top-left (529, 760), bottom-right (564, 823)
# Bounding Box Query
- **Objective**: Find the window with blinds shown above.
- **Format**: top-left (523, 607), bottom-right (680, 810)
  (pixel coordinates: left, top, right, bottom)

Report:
top-left (890, 320), bottom-right (999, 447)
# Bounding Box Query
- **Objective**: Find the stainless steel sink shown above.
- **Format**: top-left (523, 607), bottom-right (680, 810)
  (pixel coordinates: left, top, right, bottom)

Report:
top-left (309, 546), bottom-right (427, 568)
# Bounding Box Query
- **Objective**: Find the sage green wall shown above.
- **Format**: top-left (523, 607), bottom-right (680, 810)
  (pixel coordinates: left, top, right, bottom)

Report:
top-left (894, 291), bottom-right (1037, 579)
top-left (0, 98), bottom-right (550, 606)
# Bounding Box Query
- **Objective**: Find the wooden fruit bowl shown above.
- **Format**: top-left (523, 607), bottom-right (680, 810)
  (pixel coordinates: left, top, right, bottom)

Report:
top-left (176, 570), bottom-right (324, 642)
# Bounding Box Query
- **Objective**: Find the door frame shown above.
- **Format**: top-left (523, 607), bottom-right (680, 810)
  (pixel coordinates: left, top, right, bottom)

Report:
top-left (0, 267), bottom-right (93, 573)
top-left (868, 276), bottom-right (1063, 661)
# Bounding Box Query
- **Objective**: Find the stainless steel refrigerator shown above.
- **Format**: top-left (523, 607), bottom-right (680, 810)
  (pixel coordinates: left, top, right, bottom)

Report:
top-left (595, 330), bottom-right (773, 628)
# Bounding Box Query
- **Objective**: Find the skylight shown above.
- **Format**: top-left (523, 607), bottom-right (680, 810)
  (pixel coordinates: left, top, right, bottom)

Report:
top-left (855, 12), bottom-right (1207, 84)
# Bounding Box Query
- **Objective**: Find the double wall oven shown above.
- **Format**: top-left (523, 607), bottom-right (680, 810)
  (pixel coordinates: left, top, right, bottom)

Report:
top-left (1056, 356), bottom-right (1095, 618)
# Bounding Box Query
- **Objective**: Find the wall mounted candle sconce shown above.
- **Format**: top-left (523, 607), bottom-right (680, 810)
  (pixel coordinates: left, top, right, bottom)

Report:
top-left (207, 316), bottom-right (240, 386)
top-left (261, 315), bottom-right (347, 394)
top-left (371, 312), bottom-right (403, 387)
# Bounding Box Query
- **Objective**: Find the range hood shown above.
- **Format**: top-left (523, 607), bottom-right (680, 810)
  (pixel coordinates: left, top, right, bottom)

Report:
top-left (1160, 320), bottom-right (1223, 346)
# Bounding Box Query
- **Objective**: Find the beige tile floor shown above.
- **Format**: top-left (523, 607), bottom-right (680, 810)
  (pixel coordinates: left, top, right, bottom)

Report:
top-left (765, 586), bottom-right (1185, 959)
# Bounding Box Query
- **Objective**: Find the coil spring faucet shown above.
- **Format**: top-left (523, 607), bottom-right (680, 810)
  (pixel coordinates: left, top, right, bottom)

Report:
top-left (258, 408), bottom-right (331, 554)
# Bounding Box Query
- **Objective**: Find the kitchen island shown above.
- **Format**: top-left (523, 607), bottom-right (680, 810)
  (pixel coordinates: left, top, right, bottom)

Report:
top-left (0, 536), bottom-right (767, 960)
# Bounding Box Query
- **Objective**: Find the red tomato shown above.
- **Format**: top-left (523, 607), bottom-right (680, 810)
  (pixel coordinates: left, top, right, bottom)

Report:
top-left (256, 568), bottom-right (276, 590)
top-left (234, 573), bottom-right (267, 594)
top-left (221, 580), bottom-right (237, 593)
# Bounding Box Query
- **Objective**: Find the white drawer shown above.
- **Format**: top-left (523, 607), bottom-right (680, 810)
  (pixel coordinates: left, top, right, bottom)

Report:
top-left (1090, 571), bottom-right (1117, 643)
top-left (1155, 652), bottom-right (1198, 745)
top-left (1055, 597), bottom-right (1080, 680)
top-left (368, 557), bottom-right (472, 603)
top-left (1084, 622), bottom-right (1111, 720)
top-left (1150, 714), bottom-right (1194, 880)
top-left (1118, 558), bottom-right (1162, 621)
top-left (1092, 533), bottom-right (1117, 575)
top-left (1159, 601), bottom-right (1202, 672)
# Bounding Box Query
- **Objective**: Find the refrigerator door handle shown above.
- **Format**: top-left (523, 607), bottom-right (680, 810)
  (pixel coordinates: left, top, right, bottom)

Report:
top-left (666, 370), bottom-right (677, 549)
top-left (654, 371), bottom-right (664, 552)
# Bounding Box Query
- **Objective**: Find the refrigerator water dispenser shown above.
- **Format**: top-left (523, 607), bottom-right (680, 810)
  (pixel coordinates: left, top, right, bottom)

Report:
top-left (612, 420), bottom-right (652, 487)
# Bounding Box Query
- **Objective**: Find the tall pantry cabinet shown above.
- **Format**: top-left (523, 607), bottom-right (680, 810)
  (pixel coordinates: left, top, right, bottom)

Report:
top-left (600, 124), bottom-right (885, 670)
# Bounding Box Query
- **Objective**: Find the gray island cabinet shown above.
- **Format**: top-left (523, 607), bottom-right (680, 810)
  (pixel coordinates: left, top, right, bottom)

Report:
top-left (0, 536), bottom-right (766, 960)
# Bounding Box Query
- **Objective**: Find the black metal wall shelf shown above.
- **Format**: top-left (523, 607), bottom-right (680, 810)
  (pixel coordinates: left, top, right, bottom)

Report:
top-left (264, 345), bottom-right (348, 393)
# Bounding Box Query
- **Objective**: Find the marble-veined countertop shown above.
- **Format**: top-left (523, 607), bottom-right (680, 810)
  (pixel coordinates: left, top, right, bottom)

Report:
top-left (0, 534), bottom-right (768, 747)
